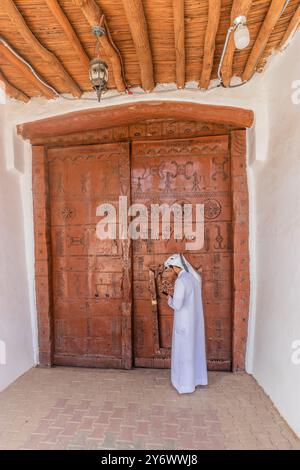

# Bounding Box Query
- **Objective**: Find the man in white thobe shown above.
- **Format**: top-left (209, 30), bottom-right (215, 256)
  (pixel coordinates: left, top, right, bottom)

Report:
top-left (165, 254), bottom-right (208, 394)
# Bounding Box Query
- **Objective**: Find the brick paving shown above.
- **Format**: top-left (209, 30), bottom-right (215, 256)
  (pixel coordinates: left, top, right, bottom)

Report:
top-left (0, 367), bottom-right (299, 450)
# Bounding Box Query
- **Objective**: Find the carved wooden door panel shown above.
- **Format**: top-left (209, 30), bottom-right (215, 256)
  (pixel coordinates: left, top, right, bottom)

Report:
top-left (48, 142), bottom-right (132, 368)
top-left (131, 135), bottom-right (232, 370)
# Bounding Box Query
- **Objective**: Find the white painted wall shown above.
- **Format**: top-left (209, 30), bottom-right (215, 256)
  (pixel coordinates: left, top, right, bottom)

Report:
top-left (0, 101), bottom-right (36, 391)
top-left (1, 32), bottom-right (299, 437)
top-left (251, 35), bottom-right (300, 437)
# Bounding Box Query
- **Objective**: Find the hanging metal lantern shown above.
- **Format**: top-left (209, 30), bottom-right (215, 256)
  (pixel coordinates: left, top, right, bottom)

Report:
top-left (89, 58), bottom-right (108, 102)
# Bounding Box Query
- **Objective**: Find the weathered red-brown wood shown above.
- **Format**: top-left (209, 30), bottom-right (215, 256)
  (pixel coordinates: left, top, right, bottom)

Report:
top-left (231, 130), bottom-right (250, 371)
top-left (200, 0), bottom-right (221, 89)
top-left (148, 269), bottom-right (161, 355)
top-left (18, 101), bottom-right (254, 141)
top-left (32, 146), bottom-right (53, 366)
top-left (47, 141), bottom-right (132, 368)
top-left (131, 135), bottom-right (233, 370)
top-left (0, 68), bottom-right (30, 102)
top-left (173, 0), bottom-right (185, 89)
top-left (122, 0), bottom-right (154, 92)
top-left (27, 120), bottom-right (233, 147)
top-left (120, 152), bottom-right (133, 369)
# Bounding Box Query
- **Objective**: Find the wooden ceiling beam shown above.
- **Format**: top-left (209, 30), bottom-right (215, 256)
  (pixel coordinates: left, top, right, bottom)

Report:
top-left (0, 42), bottom-right (55, 99)
top-left (278, 4), bottom-right (300, 50)
top-left (2, 0), bottom-right (81, 97)
top-left (220, 0), bottom-right (252, 87)
top-left (72, 0), bottom-right (126, 93)
top-left (200, 0), bottom-right (221, 89)
top-left (122, 0), bottom-right (154, 92)
top-left (72, 0), bottom-right (103, 26)
top-left (173, 0), bottom-right (185, 89)
top-left (242, 0), bottom-right (287, 82)
top-left (45, 0), bottom-right (90, 71)
top-left (0, 67), bottom-right (30, 102)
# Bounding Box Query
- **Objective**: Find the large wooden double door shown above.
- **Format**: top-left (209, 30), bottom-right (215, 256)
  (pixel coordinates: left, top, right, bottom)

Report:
top-left (48, 134), bottom-right (232, 370)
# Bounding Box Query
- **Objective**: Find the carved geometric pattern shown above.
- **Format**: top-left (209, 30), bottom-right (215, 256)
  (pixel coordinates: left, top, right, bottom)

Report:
top-left (32, 120), bottom-right (232, 148)
top-left (135, 142), bottom-right (227, 158)
top-left (60, 207), bottom-right (76, 220)
top-left (204, 199), bottom-right (222, 219)
top-left (212, 156), bottom-right (229, 181)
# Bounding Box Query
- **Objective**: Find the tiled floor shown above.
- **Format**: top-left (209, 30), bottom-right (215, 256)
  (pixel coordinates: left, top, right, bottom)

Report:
top-left (0, 367), bottom-right (299, 450)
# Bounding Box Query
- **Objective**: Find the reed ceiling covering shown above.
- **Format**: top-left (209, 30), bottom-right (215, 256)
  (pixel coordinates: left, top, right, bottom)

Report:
top-left (0, 0), bottom-right (299, 102)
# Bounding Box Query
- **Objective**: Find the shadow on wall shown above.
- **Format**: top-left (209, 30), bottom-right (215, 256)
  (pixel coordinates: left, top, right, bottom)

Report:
top-left (0, 103), bottom-right (35, 391)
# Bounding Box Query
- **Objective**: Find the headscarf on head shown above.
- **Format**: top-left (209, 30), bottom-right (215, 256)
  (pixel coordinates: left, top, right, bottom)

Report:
top-left (164, 253), bottom-right (201, 282)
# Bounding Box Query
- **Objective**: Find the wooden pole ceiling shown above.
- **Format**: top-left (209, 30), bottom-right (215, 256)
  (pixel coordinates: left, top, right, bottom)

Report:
top-left (0, 42), bottom-right (56, 99)
top-left (279, 4), bottom-right (300, 50)
top-left (220, 0), bottom-right (253, 87)
top-left (2, 0), bottom-right (81, 97)
top-left (0, 68), bottom-right (29, 102)
top-left (45, 0), bottom-right (90, 71)
top-left (242, 0), bottom-right (288, 82)
top-left (173, 0), bottom-right (185, 89)
top-left (72, 0), bottom-right (126, 93)
top-left (200, 0), bottom-right (221, 89)
top-left (0, 0), bottom-right (298, 102)
top-left (122, 0), bottom-right (154, 92)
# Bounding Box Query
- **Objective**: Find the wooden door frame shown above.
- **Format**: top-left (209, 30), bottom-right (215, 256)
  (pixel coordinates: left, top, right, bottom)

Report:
top-left (23, 101), bottom-right (252, 371)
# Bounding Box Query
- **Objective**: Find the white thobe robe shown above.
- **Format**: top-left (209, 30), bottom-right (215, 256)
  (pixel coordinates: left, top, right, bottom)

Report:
top-left (168, 270), bottom-right (208, 393)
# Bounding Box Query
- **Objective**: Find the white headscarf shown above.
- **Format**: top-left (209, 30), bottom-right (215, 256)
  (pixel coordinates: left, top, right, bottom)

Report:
top-left (164, 253), bottom-right (201, 282)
